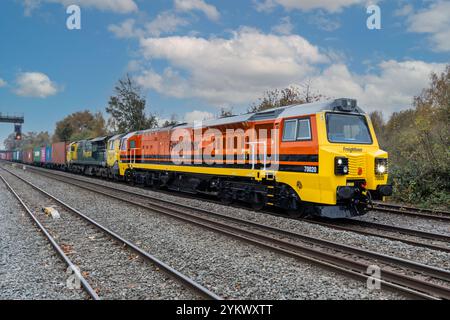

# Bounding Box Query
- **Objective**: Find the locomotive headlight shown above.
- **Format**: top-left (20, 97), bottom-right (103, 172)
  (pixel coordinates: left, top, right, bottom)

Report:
top-left (335, 157), bottom-right (349, 175)
top-left (375, 158), bottom-right (388, 175)
top-left (377, 164), bottom-right (386, 174)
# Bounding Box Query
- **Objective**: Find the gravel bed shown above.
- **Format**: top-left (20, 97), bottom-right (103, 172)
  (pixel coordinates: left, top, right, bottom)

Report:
top-left (1, 169), bottom-right (199, 300)
top-left (3, 165), bottom-right (407, 300)
top-left (21, 165), bottom-right (450, 273)
top-left (0, 174), bottom-right (87, 300)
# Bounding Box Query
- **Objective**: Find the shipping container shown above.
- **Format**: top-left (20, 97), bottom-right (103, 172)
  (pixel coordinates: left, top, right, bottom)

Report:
top-left (51, 142), bottom-right (67, 166)
top-left (6, 151), bottom-right (13, 161)
top-left (13, 150), bottom-right (23, 162)
top-left (33, 147), bottom-right (41, 163)
top-left (45, 145), bottom-right (52, 163)
top-left (40, 147), bottom-right (46, 163)
top-left (24, 149), bottom-right (33, 164)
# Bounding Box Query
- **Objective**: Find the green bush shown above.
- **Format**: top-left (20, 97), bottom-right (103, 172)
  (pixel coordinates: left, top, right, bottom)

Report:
top-left (390, 164), bottom-right (450, 210)
top-left (372, 66), bottom-right (450, 210)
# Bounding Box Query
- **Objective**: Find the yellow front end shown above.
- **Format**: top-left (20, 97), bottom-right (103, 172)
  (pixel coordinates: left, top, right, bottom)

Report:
top-left (106, 135), bottom-right (124, 177)
top-left (67, 142), bottom-right (78, 163)
top-left (315, 111), bottom-right (389, 206)
top-left (106, 137), bottom-right (122, 168)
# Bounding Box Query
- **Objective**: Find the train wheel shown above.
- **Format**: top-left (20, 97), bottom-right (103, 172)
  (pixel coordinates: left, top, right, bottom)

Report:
top-left (219, 189), bottom-right (233, 205)
top-left (285, 203), bottom-right (307, 218)
top-left (286, 209), bottom-right (305, 218)
top-left (251, 193), bottom-right (265, 211)
top-left (220, 194), bottom-right (233, 205)
top-left (125, 170), bottom-right (134, 185)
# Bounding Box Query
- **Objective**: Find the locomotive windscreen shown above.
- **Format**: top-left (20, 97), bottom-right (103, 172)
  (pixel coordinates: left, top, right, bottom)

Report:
top-left (326, 113), bottom-right (372, 144)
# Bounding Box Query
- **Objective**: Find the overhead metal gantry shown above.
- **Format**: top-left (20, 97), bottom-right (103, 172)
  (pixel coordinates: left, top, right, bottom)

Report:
top-left (0, 113), bottom-right (25, 141)
top-left (0, 113), bottom-right (24, 124)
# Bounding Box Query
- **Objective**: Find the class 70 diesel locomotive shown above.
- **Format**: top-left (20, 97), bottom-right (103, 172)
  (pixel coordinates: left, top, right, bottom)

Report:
top-left (6, 99), bottom-right (392, 219)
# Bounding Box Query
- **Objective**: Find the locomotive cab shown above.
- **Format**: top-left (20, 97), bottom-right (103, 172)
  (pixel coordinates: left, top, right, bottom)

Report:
top-left (314, 99), bottom-right (392, 217)
top-left (275, 98), bottom-right (392, 218)
top-left (106, 134), bottom-right (125, 179)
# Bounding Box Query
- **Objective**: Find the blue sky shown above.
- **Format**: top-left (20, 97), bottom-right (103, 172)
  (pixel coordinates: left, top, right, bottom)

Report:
top-left (0, 0), bottom-right (449, 148)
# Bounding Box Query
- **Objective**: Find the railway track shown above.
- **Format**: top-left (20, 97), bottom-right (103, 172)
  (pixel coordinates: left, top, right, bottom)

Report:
top-left (0, 174), bottom-right (99, 300)
top-left (6, 165), bottom-right (450, 300)
top-left (309, 219), bottom-right (450, 254)
top-left (16, 164), bottom-right (450, 254)
top-left (0, 167), bottom-right (221, 301)
top-left (372, 202), bottom-right (450, 222)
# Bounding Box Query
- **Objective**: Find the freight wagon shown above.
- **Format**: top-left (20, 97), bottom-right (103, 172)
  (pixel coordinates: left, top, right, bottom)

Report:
top-left (33, 147), bottom-right (41, 164)
top-left (12, 150), bottom-right (23, 162)
top-left (23, 149), bottom-right (33, 164)
top-left (50, 142), bottom-right (68, 169)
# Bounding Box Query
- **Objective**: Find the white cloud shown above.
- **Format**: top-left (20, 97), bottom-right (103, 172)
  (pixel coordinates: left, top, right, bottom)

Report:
top-left (14, 72), bottom-right (59, 98)
top-left (134, 28), bottom-right (444, 115)
top-left (184, 110), bottom-right (214, 123)
top-left (394, 4), bottom-right (413, 17)
top-left (0, 78), bottom-right (6, 87)
top-left (254, 0), bottom-right (365, 13)
top-left (137, 28), bottom-right (328, 104)
top-left (109, 13), bottom-right (189, 39)
top-left (23, 0), bottom-right (138, 15)
top-left (108, 19), bottom-right (143, 39)
top-left (271, 17), bottom-right (294, 35)
top-left (308, 11), bottom-right (341, 31)
top-left (253, 0), bottom-right (277, 13)
top-left (146, 12), bottom-right (189, 37)
top-left (406, 1), bottom-right (450, 52)
top-left (174, 0), bottom-right (220, 21)
top-left (311, 60), bottom-right (446, 114)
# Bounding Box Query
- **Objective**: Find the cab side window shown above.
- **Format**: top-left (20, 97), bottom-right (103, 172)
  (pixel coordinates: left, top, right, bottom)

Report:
top-left (283, 118), bottom-right (312, 142)
top-left (282, 120), bottom-right (297, 141)
top-left (121, 139), bottom-right (127, 151)
top-left (297, 119), bottom-right (311, 140)
top-left (130, 140), bottom-right (136, 149)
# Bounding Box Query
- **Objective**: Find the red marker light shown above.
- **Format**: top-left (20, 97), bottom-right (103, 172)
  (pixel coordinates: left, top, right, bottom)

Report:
top-left (358, 167), bottom-right (363, 175)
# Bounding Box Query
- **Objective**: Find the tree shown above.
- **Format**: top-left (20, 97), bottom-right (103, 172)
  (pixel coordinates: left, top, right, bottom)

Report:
top-left (161, 114), bottom-right (179, 128)
top-left (54, 110), bottom-right (106, 142)
top-left (106, 74), bottom-right (157, 133)
top-left (249, 80), bottom-right (325, 113)
top-left (219, 107), bottom-right (233, 118)
top-left (369, 111), bottom-right (385, 147)
top-left (383, 65), bottom-right (450, 208)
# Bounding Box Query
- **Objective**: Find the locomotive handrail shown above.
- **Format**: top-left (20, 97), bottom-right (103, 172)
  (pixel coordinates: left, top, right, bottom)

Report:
top-left (248, 141), bottom-right (268, 170)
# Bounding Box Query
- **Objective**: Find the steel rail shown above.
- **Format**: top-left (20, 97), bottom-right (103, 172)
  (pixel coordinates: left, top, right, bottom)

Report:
top-left (30, 167), bottom-right (450, 279)
top-left (13, 166), bottom-right (450, 300)
top-left (372, 203), bottom-right (450, 222)
top-left (0, 173), bottom-right (100, 300)
top-left (15, 164), bottom-right (450, 256)
top-left (24, 165), bottom-right (450, 252)
top-left (0, 167), bottom-right (222, 301)
top-left (309, 219), bottom-right (450, 254)
top-left (341, 219), bottom-right (450, 242)
top-left (21, 165), bottom-right (450, 251)
top-left (373, 201), bottom-right (450, 216)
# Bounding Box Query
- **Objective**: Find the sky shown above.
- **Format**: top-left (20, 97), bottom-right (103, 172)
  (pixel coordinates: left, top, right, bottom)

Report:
top-left (0, 0), bottom-right (449, 148)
